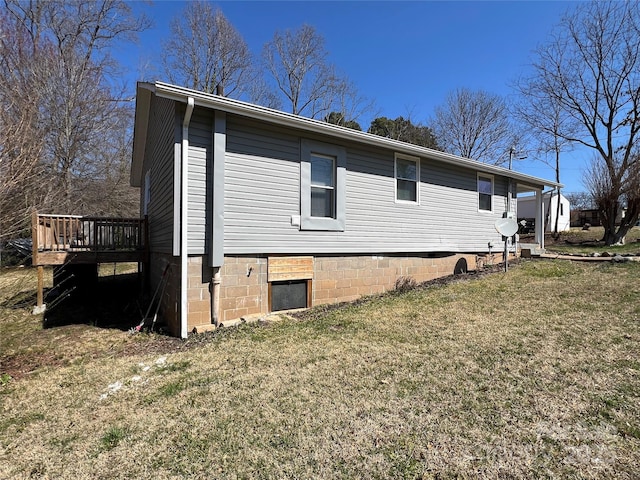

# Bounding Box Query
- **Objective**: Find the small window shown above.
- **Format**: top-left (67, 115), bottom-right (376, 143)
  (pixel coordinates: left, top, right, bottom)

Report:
top-left (395, 154), bottom-right (419, 203)
top-left (271, 280), bottom-right (309, 311)
top-left (478, 174), bottom-right (493, 212)
top-left (310, 154), bottom-right (336, 218)
top-left (300, 139), bottom-right (346, 231)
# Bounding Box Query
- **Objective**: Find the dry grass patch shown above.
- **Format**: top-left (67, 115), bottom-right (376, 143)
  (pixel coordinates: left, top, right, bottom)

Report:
top-left (1, 260), bottom-right (639, 478)
top-left (525, 226), bottom-right (640, 255)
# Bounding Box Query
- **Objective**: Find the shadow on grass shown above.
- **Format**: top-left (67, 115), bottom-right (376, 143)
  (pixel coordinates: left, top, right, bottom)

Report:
top-left (0, 289), bottom-right (38, 310)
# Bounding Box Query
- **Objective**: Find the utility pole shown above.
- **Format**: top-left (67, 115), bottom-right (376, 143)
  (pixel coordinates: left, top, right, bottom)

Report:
top-left (509, 146), bottom-right (527, 170)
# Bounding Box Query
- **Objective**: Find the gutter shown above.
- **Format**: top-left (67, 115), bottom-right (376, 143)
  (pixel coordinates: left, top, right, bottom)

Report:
top-left (146, 81), bottom-right (562, 191)
top-left (180, 97), bottom-right (194, 339)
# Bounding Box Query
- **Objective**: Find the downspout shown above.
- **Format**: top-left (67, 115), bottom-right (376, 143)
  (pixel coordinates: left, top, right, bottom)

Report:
top-left (210, 111), bottom-right (226, 327)
top-left (180, 97), bottom-right (195, 339)
top-left (212, 268), bottom-right (221, 326)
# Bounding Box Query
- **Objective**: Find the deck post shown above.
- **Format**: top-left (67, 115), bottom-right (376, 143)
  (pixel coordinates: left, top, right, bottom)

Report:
top-left (37, 266), bottom-right (44, 307)
top-left (32, 265), bottom-right (46, 315)
top-left (31, 210), bottom-right (39, 266)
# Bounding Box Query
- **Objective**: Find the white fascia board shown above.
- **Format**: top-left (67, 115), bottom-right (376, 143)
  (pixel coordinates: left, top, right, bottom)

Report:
top-left (148, 81), bottom-right (562, 190)
top-left (131, 83), bottom-right (154, 187)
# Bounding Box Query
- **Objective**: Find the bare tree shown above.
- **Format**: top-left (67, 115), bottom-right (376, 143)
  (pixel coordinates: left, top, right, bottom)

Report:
top-left (0, 9), bottom-right (51, 239)
top-left (74, 104), bottom-right (139, 217)
top-left (584, 153), bottom-right (640, 239)
top-left (521, 0), bottom-right (640, 245)
top-left (263, 24), bottom-right (341, 119)
top-left (565, 192), bottom-right (595, 211)
top-left (247, 76), bottom-right (283, 110)
top-left (162, 2), bottom-right (253, 97)
top-left (432, 88), bottom-right (519, 166)
top-left (320, 77), bottom-right (376, 128)
top-left (513, 80), bottom-right (576, 237)
top-left (1, 0), bottom-right (149, 236)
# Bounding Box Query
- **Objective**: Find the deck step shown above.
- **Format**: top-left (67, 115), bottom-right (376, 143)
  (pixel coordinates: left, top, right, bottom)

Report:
top-left (519, 243), bottom-right (546, 257)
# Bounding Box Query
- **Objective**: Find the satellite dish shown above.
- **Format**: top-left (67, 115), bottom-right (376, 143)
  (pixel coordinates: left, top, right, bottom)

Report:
top-left (495, 217), bottom-right (519, 237)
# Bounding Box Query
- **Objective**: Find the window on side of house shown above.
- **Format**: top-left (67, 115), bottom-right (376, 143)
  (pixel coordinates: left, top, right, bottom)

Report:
top-left (310, 153), bottom-right (336, 218)
top-left (300, 139), bottom-right (346, 231)
top-left (395, 154), bottom-right (419, 203)
top-left (478, 174), bottom-right (493, 212)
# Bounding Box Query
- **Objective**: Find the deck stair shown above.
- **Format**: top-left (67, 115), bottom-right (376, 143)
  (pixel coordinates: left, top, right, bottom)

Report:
top-left (519, 243), bottom-right (546, 258)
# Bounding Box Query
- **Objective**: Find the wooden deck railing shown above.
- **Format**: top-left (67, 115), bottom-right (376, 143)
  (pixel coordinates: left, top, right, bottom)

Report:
top-left (32, 212), bottom-right (147, 265)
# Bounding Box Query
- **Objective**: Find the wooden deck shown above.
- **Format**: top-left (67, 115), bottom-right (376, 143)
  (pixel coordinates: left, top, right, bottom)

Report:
top-left (32, 212), bottom-right (147, 266)
top-left (31, 213), bottom-right (148, 309)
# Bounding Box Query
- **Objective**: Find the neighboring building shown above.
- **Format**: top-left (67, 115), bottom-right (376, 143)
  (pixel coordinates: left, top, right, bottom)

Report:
top-left (570, 207), bottom-right (628, 228)
top-left (571, 208), bottom-right (602, 227)
top-left (518, 190), bottom-right (571, 232)
top-left (131, 82), bottom-right (560, 338)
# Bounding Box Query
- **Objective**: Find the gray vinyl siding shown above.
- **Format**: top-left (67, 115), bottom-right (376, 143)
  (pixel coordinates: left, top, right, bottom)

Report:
top-left (187, 107), bottom-right (213, 255)
top-left (223, 117), bottom-right (509, 255)
top-left (143, 96), bottom-right (177, 254)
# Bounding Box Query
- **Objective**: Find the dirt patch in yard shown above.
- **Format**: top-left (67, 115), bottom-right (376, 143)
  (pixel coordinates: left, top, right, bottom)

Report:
top-left (0, 329), bottom-right (192, 380)
top-left (0, 268), bottom-right (216, 380)
top-left (0, 321), bottom-right (246, 380)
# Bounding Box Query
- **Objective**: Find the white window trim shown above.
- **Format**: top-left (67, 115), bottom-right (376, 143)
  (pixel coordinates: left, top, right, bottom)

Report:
top-left (477, 173), bottom-right (494, 213)
top-left (300, 139), bottom-right (346, 231)
top-left (394, 153), bottom-right (420, 204)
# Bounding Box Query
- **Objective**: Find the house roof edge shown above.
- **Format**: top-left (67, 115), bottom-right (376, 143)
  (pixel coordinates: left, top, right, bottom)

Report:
top-left (139, 81), bottom-right (562, 190)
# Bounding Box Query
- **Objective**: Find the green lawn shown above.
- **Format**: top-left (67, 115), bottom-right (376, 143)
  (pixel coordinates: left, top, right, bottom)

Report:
top-left (1, 260), bottom-right (639, 478)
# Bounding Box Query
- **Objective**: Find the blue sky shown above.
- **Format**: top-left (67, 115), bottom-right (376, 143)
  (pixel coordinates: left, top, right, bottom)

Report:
top-left (119, 0), bottom-right (588, 193)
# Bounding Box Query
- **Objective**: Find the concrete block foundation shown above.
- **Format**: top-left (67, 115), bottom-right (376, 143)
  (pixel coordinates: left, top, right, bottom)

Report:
top-left (147, 252), bottom-right (492, 335)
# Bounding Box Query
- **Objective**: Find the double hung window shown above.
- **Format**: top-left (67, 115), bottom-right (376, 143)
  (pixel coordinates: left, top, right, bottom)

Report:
top-left (300, 139), bottom-right (346, 231)
top-left (310, 154), bottom-right (336, 218)
top-left (395, 154), bottom-right (419, 203)
top-left (478, 174), bottom-right (493, 212)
